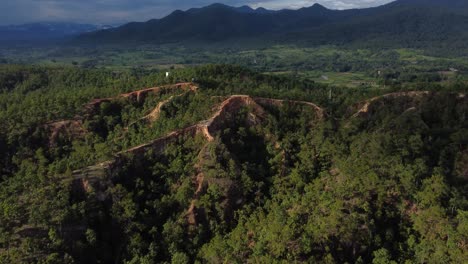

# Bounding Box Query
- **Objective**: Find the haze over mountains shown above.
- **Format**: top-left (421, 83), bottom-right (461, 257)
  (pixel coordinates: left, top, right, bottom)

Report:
top-left (0, 22), bottom-right (112, 44)
top-left (73, 0), bottom-right (468, 51)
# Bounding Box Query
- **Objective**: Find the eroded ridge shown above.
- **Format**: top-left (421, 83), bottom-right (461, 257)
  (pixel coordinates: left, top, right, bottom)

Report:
top-left (84, 82), bottom-right (198, 114)
top-left (45, 83), bottom-right (198, 145)
top-left (351, 91), bottom-right (432, 118)
top-left (253, 96), bottom-right (325, 119)
top-left (118, 95), bottom-right (268, 155)
top-left (119, 95), bottom-right (325, 155)
top-left (69, 94), bottom-right (325, 209)
top-left (126, 90), bottom-right (194, 129)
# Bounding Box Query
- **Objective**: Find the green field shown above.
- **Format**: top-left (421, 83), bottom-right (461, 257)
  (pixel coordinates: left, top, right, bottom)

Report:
top-left (2, 45), bottom-right (467, 88)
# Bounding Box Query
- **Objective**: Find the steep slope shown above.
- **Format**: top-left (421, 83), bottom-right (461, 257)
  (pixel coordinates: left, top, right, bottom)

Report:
top-left (66, 90), bottom-right (466, 264)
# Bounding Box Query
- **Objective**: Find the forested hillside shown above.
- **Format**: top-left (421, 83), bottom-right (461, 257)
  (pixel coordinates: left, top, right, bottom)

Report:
top-left (77, 0), bottom-right (468, 54)
top-left (0, 64), bottom-right (466, 263)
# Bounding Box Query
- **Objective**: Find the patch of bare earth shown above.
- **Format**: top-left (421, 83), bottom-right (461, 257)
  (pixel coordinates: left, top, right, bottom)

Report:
top-left (44, 119), bottom-right (86, 146)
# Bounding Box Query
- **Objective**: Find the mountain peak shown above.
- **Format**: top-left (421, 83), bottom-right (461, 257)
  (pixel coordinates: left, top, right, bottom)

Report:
top-left (299, 3), bottom-right (329, 13)
top-left (309, 3), bottom-right (330, 12)
top-left (205, 3), bottom-right (231, 9)
top-left (312, 3), bottom-right (327, 9)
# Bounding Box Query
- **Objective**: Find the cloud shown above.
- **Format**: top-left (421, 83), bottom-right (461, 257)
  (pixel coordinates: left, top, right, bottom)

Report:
top-left (0, 0), bottom-right (395, 25)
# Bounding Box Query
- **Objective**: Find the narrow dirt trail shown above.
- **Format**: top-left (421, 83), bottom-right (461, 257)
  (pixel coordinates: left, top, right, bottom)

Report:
top-left (351, 91), bottom-right (431, 118)
top-left (125, 95), bottom-right (176, 130)
top-left (144, 95), bottom-right (175, 122)
top-left (126, 90), bottom-right (193, 130)
top-left (253, 97), bottom-right (325, 119)
top-left (186, 172), bottom-right (206, 226)
top-left (84, 82), bottom-right (198, 114)
top-left (119, 94), bottom-right (325, 156)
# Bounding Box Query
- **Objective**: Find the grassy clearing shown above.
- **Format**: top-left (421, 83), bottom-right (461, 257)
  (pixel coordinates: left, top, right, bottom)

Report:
top-left (267, 70), bottom-right (380, 88)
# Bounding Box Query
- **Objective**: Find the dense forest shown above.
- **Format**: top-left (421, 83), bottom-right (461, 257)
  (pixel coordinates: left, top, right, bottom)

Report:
top-left (0, 64), bottom-right (466, 263)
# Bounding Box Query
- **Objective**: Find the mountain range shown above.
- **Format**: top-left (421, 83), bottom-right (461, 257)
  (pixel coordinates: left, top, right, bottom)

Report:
top-left (75, 0), bottom-right (468, 51)
top-left (0, 22), bottom-right (112, 45)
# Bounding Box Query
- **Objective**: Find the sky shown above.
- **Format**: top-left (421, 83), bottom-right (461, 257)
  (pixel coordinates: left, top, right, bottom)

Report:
top-left (0, 0), bottom-right (395, 26)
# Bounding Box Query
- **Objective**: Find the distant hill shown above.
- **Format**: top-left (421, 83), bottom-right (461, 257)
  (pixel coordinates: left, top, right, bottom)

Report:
top-left (74, 0), bottom-right (468, 53)
top-left (76, 3), bottom-right (338, 44)
top-left (0, 22), bottom-right (111, 45)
